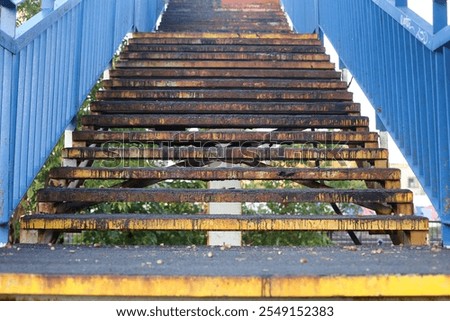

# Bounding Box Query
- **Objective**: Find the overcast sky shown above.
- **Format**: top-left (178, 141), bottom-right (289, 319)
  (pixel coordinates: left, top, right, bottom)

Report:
top-left (409, 0), bottom-right (450, 24)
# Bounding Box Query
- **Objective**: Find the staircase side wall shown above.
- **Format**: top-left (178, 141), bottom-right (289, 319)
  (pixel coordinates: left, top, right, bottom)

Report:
top-left (282, 0), bottom-right (450, 246)
top-left (0, 0), bottom-right (165, 245)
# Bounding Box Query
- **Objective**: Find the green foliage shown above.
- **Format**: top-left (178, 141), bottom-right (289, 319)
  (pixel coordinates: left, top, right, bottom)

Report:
top-left (21, 136), bottom-right (64, 214)
top-left (16, 0), bottom-right (41, 26)
top-left (241, 178), bottom-right (364, 246)
top-left (77, 180), bottom-right (208, 246)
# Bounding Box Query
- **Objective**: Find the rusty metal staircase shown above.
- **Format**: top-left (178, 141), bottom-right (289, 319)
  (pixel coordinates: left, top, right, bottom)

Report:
top-left (19, 0), bottom-right (428, 246)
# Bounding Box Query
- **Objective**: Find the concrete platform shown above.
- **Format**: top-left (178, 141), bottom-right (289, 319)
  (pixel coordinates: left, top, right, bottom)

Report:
top-left (0, 244), bottom-right (449, 299)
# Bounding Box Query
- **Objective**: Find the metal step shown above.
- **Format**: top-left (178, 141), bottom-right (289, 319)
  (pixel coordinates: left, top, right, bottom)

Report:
top-left (71, 130), bottom-right (378, 146)
top-left (95, 89), bottom-right (352, 101)
top-left (131, 32), bottom-right (319, 40)
top-left (114, 60), bottom-right (335, 69)
top-left (36, 188), bottom-right (412, 205)
top-left (128, 38), bottom-right (321, 46)
top-left (109, 68), bottom-right (341, 79)
top-left (61, 147), bottom-right (388, 162)
top-left (120, 51), bottom-right (330, 61)
top-left (80, 114), bottom-right (368, 129)
top-left (119, 52), bottom-right (331, 61)
top-left (90, 101), bottom-right (360, 115)
top-left (20, 214), bottom-right (427, 232)
top-left (48, 167), bottom-right (400, 184)
top-left (102, 79), bottom-right (346, 90)
top-left (125, 44), bottom-right (326, 53)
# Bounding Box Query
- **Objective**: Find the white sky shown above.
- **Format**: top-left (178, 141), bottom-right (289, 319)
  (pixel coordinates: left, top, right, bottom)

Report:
top-left (408, 0), bottom-right (450, 25)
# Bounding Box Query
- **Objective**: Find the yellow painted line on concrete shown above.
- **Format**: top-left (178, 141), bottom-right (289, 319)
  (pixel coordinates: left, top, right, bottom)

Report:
top-left (131, 32), bottom-right (318, 40)
top-left (1, 274), bottom-right (449, 298)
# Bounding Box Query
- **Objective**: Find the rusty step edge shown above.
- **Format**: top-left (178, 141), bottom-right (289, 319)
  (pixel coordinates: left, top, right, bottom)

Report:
top-left (158, 14), bottom-right (287, 18)
top-left (157, 30), bottom-right (294, 35)
top-left (36, 188), bottom-right (413, 204)
top-left (158, 28), bottom-right (293, 33)
top-left (131, 32), bottom-right (318, 40)
top-left (20, 214), bottom-right (428, 232)
top-left (159, 14), bottom-right (288, 19)
top-left (48, 167), bottom-right (401, 182)
top-left (80, 115), bottom-right (368, 129)
top-left (158, 18), bottom-right (288, 22)
top-left (128, 38), bottom-right (323, 46)
top-left (61, 147), bottom-right (388, 161)
top-left (89, 101), bottom-right (360, 115)
top-left (118, 52), bottom-right (330, 61)
top-left (114, 60), bottom-right (335, 69)
top-left (158, 21), bottom-right (290, 26)
top-left (124, 44), bottom-right (326, 53)
top-left (95, 90), bottom-right (352, 101)
top-left (158, 21), bottom-right (289, 26)
top-left (108, 69), bottom-right (341, 79)
top-left (71, 131), bottom-right (379, 145)
top-left (159, 13), bottom-right (288, 18)
top-left (70, 130), bottom-right (376, 142)
top-left (101, 79), bottom-right (347, 90)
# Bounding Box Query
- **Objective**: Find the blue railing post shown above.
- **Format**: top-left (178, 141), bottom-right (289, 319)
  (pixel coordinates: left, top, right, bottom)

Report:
top-left (394, 0), bottom-right (407, 7)
top-left (0, 1), bottom-right (16, 37)
top-left (41, 0), bottom-right (55, 11)
top-left (0, 1), bottom-right (18, 246)
top-left (433, 0), bottom-right (447, 34)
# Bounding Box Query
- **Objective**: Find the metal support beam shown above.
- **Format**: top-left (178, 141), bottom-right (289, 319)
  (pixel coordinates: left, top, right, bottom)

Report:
top-left (0, 1), bottom-right (16, 37)
top-left (394, 0), bottom-right (407, 7)
top-left (41, 0), bottom-right (55, 11)
top-left (207, 163), bottom-right (242, 246)
top-left (0, 1), bottom-right (17, 246)
top-left (433, 0), bottom-right (448, 34)
top-left (443, 223), bottom-right (450, 248)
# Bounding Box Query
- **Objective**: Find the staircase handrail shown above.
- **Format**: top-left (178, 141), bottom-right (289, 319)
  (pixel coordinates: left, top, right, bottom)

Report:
top-left (0, 0), bottom-right (165, 245)
top-left (282, 0), bottom-right (450, 246)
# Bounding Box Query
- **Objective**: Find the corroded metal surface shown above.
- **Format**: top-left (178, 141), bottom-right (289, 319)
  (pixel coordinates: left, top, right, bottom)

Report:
top-left (36, 188), bottom-right (413, 204)
top-left (125, 44), bottom-right (326, 53)
top-left (102, 79), bottom-right (345, 89)
top-left (114, 60), bottom-right (335, 69)
top-left (61, 147), bottom-right (388, 161)
top-left (90, 101), bottom-right (360, 115)
top-left (81, 114), bottom-right (367, 129)
top-left (96, 89), bottom-right (351, 101)
top-left (72, 130), bottom-right (378, 145)
top-left (48, 167), bottom-right (400, 182)
top-left (128, 38), bottom-right (322, 46)
top-left (119, 52), bottom-right (330, 61)
top-left (130, 32), bottom-right (318, 42)
top-left (109, 68), bottom-right (341, 79)
top-left (21, 214), bottom-right (427, 231)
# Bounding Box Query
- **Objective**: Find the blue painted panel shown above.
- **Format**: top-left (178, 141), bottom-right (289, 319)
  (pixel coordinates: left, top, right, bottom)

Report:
top-left (0, 48), bottom-right (15, 245)
top-left (0, 0), bottom-right (164, 244)
top-left (281, 0), bottom-right (317, 33)
top-left (283, 0), bottom-right (450, 245)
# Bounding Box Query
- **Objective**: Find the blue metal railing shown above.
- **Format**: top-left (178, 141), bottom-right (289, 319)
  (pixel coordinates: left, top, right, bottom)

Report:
top-left (282, 0), bottom-right (450, 246)
top-left (0, 0), bottom-right (165, 245)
